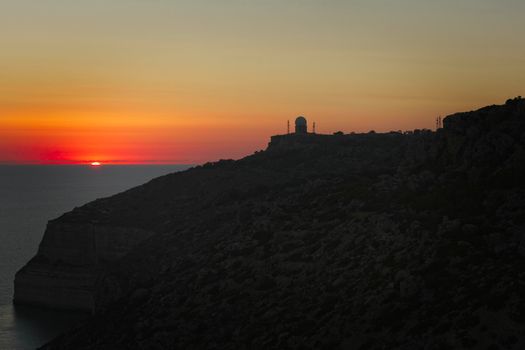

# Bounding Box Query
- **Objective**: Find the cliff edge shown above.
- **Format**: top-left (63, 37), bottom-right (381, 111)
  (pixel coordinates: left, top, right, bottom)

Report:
top-left (16, 98), bottom-right (525, 349)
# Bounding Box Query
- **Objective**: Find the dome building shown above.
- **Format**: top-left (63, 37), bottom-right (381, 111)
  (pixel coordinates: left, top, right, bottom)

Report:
top-left (295, 116), bottom-right (307, 134)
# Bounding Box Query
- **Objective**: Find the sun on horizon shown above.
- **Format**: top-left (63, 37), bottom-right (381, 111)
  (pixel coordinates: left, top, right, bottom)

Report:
top-left (0, 0), bottom-right (523, 165)
top-left (90, 162), bottom-right (101, 167)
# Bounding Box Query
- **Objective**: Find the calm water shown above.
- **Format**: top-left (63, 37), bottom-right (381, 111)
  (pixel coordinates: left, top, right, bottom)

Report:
top-left (0, 165), bottom-right (191, 349)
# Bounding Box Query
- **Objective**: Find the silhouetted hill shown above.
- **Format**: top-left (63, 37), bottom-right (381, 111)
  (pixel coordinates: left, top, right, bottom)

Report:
top-left (20, 99), bottom-right (525, 349)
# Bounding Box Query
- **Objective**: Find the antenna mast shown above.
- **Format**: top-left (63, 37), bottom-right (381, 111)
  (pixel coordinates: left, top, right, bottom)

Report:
top-left (436, 116), bottom-right (443, 130)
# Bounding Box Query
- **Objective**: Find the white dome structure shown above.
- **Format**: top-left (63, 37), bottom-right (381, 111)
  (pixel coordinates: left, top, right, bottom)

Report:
top-left (295, 116), bottom-right (307, 134)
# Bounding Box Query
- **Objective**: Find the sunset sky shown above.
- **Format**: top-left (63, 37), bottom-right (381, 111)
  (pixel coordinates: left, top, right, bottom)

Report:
top-left (1, 0), bottom-right (524, 164)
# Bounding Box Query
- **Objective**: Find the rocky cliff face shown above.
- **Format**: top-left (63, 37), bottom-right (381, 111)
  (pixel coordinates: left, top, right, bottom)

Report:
top-left (441, 97), bottom-right (525, 172)
top-left (20, 99), bottom-right (525, 349)
top-left (14, 216), bottom-right (155, 310)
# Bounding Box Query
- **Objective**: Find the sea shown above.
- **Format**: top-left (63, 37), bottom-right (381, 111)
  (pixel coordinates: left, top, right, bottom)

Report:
top-left (0, 164), bottom-right (191, 350)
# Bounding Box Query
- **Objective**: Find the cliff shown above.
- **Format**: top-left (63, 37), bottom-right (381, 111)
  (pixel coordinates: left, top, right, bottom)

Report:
top-left (17, 98), bottom-right (525, 349)
top-left (16, 126), bottom-right (433, 312)
top-left (14, 221), bottom-right (154, 310)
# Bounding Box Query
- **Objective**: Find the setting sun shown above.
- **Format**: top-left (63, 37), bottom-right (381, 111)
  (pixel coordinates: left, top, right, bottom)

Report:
top-left (90, 162), bottom-right (101, 166)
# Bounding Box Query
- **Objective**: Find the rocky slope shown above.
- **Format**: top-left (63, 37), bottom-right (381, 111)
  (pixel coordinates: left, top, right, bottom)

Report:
top-left (27, 98), bottom-right (525, 349)
top-left (14, 221), bottom-right (154, 310)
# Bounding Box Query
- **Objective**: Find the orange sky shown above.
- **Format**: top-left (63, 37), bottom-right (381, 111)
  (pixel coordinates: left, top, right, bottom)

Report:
top-left (1, 0), bottom-right (524, 164)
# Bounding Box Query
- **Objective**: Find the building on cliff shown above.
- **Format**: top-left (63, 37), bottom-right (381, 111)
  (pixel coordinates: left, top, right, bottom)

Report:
top-left (295, 116), bottom-right (307, 134)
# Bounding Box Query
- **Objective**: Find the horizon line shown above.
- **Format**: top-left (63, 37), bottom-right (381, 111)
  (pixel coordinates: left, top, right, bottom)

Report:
top-left (0, 162), bottom-right (197, 166)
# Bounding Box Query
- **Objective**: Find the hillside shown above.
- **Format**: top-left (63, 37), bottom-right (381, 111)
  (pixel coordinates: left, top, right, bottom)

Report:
top-left (22, 98), bottom-right (525, 349)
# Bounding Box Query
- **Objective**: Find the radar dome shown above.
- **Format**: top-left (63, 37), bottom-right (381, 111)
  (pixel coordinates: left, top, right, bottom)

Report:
top-left (295, 116), bottom-right (307, 134)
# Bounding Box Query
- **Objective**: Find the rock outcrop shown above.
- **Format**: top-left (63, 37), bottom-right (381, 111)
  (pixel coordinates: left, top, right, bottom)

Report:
top-left (14, 215), bottom-right (155, 311)
top-left (16, 98), bottom-right (525, 349)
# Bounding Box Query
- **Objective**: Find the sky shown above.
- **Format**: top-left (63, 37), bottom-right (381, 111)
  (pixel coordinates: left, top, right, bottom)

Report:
top-left (1, 0), bottom-right (524, 164)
